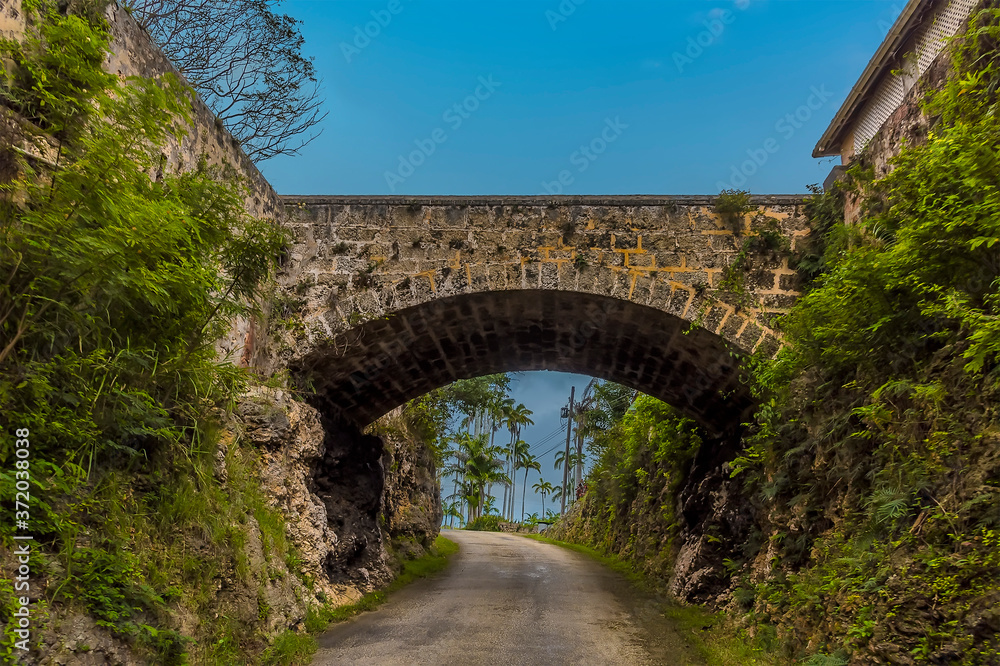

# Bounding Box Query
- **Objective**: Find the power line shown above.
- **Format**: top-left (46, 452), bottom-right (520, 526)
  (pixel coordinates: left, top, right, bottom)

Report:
top-left (535, 439), bottom-right (566, 459)
top-left (527, 424), bottom-right (566, 454)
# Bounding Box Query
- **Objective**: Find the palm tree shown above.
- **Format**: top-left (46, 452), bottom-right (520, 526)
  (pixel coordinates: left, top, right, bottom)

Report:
top-left (481, 393), bottom-right (518, 507)
top-left (441, 434), bottom-right (469, 528)
top-left (518, 450), bottom-right (541, 522)
top-left (507, 439), bottom-right (529, 521)
top-left (457, 431), bottom-right (509, 522)
top-left (497, 398), bottom-right (514, 520)
top-left (553, 449), bottom-right (583, 471)
top-left (553, 449), bottom-right (583, 508)
top-left (549, 484), bottom-right (564, 515)
top-left (455, 477), bottom-right (480, 526)
top-left (483, 495), bottom-right (500, 517)
top-left (532, 479), bottom-right (554, 518)
top-left (442, 500), bottom-right (465, 528)
top-left (500, 401), bottom-right (533, 520)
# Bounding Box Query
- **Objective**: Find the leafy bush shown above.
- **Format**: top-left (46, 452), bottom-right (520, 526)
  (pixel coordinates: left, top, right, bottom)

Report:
top-left (465, 515), bottom-right (503, 531)
top-left (735, 8), bottom-right (1000, 661)
top-left (715, 188), bottom-right (756, 233)
top-left (0, 1), bottom-right (288, 661)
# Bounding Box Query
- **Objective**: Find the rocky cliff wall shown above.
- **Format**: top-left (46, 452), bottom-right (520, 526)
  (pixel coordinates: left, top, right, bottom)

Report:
top-left (29, 390), bottom-right (441, 665)
top-left (548, 426), bottom-right (753, 605)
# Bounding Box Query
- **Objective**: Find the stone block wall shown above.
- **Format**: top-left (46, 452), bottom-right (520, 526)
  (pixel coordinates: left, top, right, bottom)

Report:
top-left (270, 195), bottom-right (812, 435)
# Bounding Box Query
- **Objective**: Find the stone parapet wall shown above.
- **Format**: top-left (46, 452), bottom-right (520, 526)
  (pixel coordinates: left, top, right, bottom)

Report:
top-left (277, 195), bottom-right (809, 350)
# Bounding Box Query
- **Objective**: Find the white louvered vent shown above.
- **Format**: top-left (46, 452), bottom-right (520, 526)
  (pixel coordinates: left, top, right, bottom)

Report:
top-left (853, 0), bottom-right (979, 154)
top-left (853, 74), bottom-right (907, 154)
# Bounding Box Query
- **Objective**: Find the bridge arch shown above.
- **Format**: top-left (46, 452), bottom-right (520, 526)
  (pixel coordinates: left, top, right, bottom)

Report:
top-left (270, 196), bottom-right (809, 434)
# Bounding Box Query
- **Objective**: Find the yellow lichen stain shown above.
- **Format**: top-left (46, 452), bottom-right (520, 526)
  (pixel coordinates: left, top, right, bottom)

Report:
top-left (715, 305), bottom-right (734, 334)
top-left (705, 267), bottom-right (722, 287)
top-left (628, 273), bottom-right (639, 300)
top-left (413, 269), bottom-right (436, 293)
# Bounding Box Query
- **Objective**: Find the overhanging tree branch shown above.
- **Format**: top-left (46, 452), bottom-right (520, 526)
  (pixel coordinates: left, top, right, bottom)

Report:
top-left (128, 0), bottom-right (328, 161)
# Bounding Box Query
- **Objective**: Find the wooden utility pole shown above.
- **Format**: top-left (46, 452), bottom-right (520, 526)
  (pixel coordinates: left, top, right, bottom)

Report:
top-left (574, 420), bottom-right (585, 501)
top-left (572, 378), bottom-right (596, 506)
top-left (561, 386), bottom-right (575, 515)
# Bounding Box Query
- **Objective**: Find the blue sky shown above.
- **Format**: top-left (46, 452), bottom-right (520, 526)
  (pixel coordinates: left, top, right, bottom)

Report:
top-left (261, 0), bottom-right (905, 196)
top-left (259, 0), bottom-right (905, 518)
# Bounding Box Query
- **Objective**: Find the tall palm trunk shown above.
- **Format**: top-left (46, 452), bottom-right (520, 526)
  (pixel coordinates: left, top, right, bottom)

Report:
top-left (514, 426), bottom-right (522, 519)
top-left (521, 467), bottom-right (529, 522)
top-left (450, 473), bottom-right (458, 528)
top-left (502, 429), bottom-right (512, 520)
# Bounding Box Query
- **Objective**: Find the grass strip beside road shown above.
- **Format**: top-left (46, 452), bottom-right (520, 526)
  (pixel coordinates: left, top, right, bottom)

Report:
top-left (318, 535), bottom-right (459, 625)
top-left (261, 535), bottom-right (459, 666)
top-left (521, 534), bottom-right (785, 666)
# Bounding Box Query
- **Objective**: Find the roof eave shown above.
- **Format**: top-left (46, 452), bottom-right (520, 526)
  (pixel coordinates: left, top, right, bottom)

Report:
top-left (812, 0), bottom-right (937, 159)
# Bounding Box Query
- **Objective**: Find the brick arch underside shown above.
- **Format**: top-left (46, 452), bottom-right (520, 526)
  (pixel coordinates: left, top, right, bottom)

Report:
top-left (291, 289), bottom-right (755, 436)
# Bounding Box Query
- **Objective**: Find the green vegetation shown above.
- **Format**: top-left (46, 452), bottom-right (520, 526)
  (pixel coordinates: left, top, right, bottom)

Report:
top-left (464, 515), bottom-right (503, 531)
top-left (709, 191), bottom-right (792, 312)
top-left (425, 374), bottom-right (543, 527)
top-left (556, 394), bottom-right (700, 582)
top-left (714, 188), bottom-right (755, 234)
top-left (260, 631), bottom-right (318, 666)
top-left (730, 8), bottom-right (1000, 661)
top-left (0, 2), bottom-right (290, 662)
top-left (531, 479), bottom-right (555, 518)
top-left (663, 605), bottom-right (783, 666)
top-left (555, 11), bottom-right (1000, 662)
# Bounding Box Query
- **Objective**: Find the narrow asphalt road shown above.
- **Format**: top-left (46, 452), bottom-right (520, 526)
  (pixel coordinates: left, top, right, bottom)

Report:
top-left (312, 529), bottom-right (704, 665)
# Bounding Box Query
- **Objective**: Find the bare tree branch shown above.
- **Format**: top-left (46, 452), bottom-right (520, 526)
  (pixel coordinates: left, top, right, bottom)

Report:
top-left (128, 0), bottom-right (328, 161)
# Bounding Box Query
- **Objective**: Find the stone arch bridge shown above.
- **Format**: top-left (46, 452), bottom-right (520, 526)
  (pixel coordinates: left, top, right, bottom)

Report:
top-left (268, 195), bottom-right (810, 436)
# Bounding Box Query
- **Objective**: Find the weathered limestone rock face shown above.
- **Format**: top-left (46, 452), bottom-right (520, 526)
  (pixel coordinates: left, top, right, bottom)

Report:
top-left (380, 419), bottom-right (444, 556)
top-left (30, 390), bottom-right (441, 665)
top-left (237, 391), bottom-right (442, 593)
top-left (36, 614), bottom-right (145, 666)
top-left (670, 445), bottom-right (755, 604)
top-left (547, 431), bottom-right (755, 606)
top-left (310, 418), bottom-right (392, 588)
top-left (236, 389), bottom-right (353, 599)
